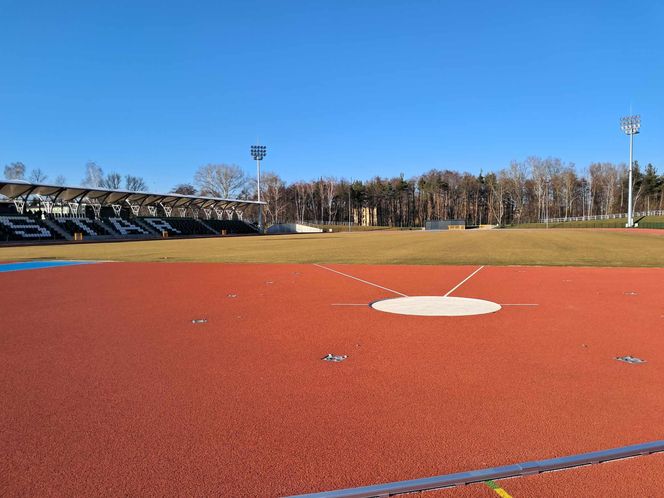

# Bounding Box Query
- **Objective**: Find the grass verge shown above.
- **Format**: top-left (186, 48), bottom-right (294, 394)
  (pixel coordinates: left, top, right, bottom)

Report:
top-left (1, 229), bottom-right (663, 267)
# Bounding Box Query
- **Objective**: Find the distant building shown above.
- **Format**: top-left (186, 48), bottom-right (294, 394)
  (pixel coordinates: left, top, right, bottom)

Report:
top-left (424, 220), bottom-right (466, 230)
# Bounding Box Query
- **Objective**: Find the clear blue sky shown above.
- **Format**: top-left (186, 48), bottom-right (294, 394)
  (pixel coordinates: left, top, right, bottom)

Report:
top-left (1, 0), bottom-right (662, 192)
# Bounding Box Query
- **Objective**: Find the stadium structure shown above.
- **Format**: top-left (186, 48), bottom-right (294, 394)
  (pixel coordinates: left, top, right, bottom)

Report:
top-left (0, 180), bottom-right (264, 243)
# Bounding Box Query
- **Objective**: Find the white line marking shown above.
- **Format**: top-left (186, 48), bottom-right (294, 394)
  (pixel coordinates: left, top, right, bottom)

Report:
top-left (443, 265), bottom-right (485, 297)
top-left (313, 264), bottom-right (408, 297)
top-left (331, 303), bottom-right (369, 306)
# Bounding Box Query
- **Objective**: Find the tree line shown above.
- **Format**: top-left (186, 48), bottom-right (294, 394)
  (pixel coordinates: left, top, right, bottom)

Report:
top-left (177, 158), bottom-right (663, 226)
top-left (5, 158), bottom-right (663, 225)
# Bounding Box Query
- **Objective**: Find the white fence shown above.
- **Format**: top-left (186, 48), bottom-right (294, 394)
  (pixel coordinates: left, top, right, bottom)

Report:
top-left (542, 210), bottom-right (664, 223)
top-left (302, 220), bottom-right (358, 226)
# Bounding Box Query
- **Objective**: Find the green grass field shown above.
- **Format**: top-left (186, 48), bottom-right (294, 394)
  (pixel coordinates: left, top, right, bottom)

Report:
top-left (1, 229), bottom-right (663, 267)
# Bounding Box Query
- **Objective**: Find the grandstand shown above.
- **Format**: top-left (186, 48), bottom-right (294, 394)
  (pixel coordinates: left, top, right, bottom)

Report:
top-left (0, 180), bottom-right (264, 243)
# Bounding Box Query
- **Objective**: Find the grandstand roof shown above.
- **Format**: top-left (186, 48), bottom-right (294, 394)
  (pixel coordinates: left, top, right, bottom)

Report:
top-left (0, 180), bottom-right (265, 210)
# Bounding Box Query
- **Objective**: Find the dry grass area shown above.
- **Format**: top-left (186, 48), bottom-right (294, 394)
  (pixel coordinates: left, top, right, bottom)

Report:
top-left (1, 229), bottom-right (663, 267)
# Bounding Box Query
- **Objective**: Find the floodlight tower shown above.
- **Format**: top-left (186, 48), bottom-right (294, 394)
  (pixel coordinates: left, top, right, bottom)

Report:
top-left (348, 178), bottom-right (352, 232)
top-left (250, 144), bottom-right (267, 232)
top-left (620, 115), bottom-right (641, 228)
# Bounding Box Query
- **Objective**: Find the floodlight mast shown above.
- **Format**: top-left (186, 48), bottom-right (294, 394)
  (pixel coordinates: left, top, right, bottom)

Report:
top-left (250, 144), bottom-right (267, 232)
top-left (620, 115), bottom-right (640, 228)
top-left (348, 178), bottom-right (352, 232)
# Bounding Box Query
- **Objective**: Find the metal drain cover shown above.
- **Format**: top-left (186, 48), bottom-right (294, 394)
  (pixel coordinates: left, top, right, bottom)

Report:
top-left (191, 319), bottom-right (208, 324)
top-left (322, 353), bottom-right (347, 362)
top-left (616, 356), bottom-right (646, 364)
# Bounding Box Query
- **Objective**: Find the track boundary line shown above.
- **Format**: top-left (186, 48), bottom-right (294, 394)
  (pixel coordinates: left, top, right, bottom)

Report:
top-left (443, 265), bottom-right (485, 297)
top-left (286, 440), bottom-right (664, 498)
top-left (313, 264), bottom-right (408, 297)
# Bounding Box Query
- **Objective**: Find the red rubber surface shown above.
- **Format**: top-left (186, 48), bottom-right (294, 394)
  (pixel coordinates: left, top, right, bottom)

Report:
top-left (1, 262), bottom-right (663, 497)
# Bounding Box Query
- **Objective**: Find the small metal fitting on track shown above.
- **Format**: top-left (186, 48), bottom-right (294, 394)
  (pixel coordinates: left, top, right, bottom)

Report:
top-left (615, 356), bottom-right (645, 364)
top-left (322, 354), bottom-right (347, 362)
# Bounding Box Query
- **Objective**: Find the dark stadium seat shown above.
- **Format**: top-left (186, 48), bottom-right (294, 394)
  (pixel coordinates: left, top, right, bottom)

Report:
top-left (139, 217), bottom-right (214, 236)
top-left (203, 219), bottom-right (259, 235)
top-left (52, 216), bottom-right (110, 237)
top-left (104, 217), bottom-right (154, 236)
top-left (0, 215), bottom-right (62, 241)
top-left (0, 213), bottom-right (258, 242)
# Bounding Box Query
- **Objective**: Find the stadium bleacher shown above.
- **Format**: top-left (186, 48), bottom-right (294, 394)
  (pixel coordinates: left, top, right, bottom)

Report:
top-left (104, 217), bottom-right (155, 236)
top-left (52, 216), bottom-right (113, 237)
top-left (140, 217), bottom-right (215, 236)
top-left (204, 219), bottom-right (259, 235)
top-left (0, 215), bottom-right (63, 241)
top-left (0, 212), bottom-right (259, 242)
top-left (0, 180), bottom-right (264, 244)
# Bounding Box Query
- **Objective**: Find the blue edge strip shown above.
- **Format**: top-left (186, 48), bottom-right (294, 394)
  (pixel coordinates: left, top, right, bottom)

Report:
top-left (286, 440), bottom-right (664, 498)
top-left (0, 261), bottom-right (99, 273)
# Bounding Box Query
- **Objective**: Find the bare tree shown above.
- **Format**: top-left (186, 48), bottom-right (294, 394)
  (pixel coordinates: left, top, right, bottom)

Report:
top-left (528, 156), bottom-right (548, 220)
top-left (501, 161), bottom-right (528, 223)
top-left (596, 163), bottom-right (622, 215)
top-left (560, 165), bottom-right (578, 219)
top-left (100, 172), bottom-right (122, 189)
top-left (323, 177), bottom-right (337, 223)
top-left (4, 162), bottom-right (26, 180)
top-left (82, 161), bottom-right (104, 187)
top-left (293, 182), bottom-right (308, 222)
top-left (261, 172), bottom-right (287, 224)
top-left (125, 175), bottom-right (148, 191)
top-left (171, 183), bottom-right (196, 195)
top-left (194, 163), bottom-right (246, 198)
top-left (54, 175), bottom-right (67, 186)
top-left (29, 168), bottom-right (48, 183)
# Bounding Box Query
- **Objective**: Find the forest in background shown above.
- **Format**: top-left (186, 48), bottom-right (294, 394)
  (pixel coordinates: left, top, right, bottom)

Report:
top-left (174, 157), bottom-right (664, 226)
top-left (4, 157), bottom-right (664, 226)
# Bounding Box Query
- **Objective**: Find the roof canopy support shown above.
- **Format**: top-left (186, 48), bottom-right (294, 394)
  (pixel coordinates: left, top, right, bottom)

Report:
top-left (0, 180), bottom-right (264, 220)
top-left (89, 200), bottom-right (102, 219)
top-left (68, 201), bottom-right (80, 216)
top-left (13, 199), bottom-right (25, 214)
top-left (158, 203), bottom-right (172, 217)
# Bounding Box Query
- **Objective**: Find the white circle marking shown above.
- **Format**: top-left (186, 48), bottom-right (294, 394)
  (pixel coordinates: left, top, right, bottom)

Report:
top-left (370, 296), bottom-right (501, 317)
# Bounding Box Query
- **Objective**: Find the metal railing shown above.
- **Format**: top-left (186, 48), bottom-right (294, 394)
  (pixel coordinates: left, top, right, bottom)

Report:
top-left (287, 440), bottom-right (664, 498)
top-left (302, 220), bottom-right (360, 226)
top-left (542, 210), bottom-right (664, 224)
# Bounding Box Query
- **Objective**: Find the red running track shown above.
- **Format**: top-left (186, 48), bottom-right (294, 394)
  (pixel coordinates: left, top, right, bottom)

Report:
top-left (1, 262), bottom-right (663, 497)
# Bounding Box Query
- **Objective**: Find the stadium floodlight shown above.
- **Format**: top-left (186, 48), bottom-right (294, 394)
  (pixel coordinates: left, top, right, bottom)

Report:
top-left (620, 115), bottom-right (641, 228)
top-left (250, 145), bottom-right (267, 161)
top-left (250, 145), bottom-right (267, 231)
top-left (348, 178), bottom-right (352, 232)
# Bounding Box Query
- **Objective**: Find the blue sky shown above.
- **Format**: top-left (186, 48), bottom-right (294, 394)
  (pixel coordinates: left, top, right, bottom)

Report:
top-left (1, 0), bottom-right (662, 192)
